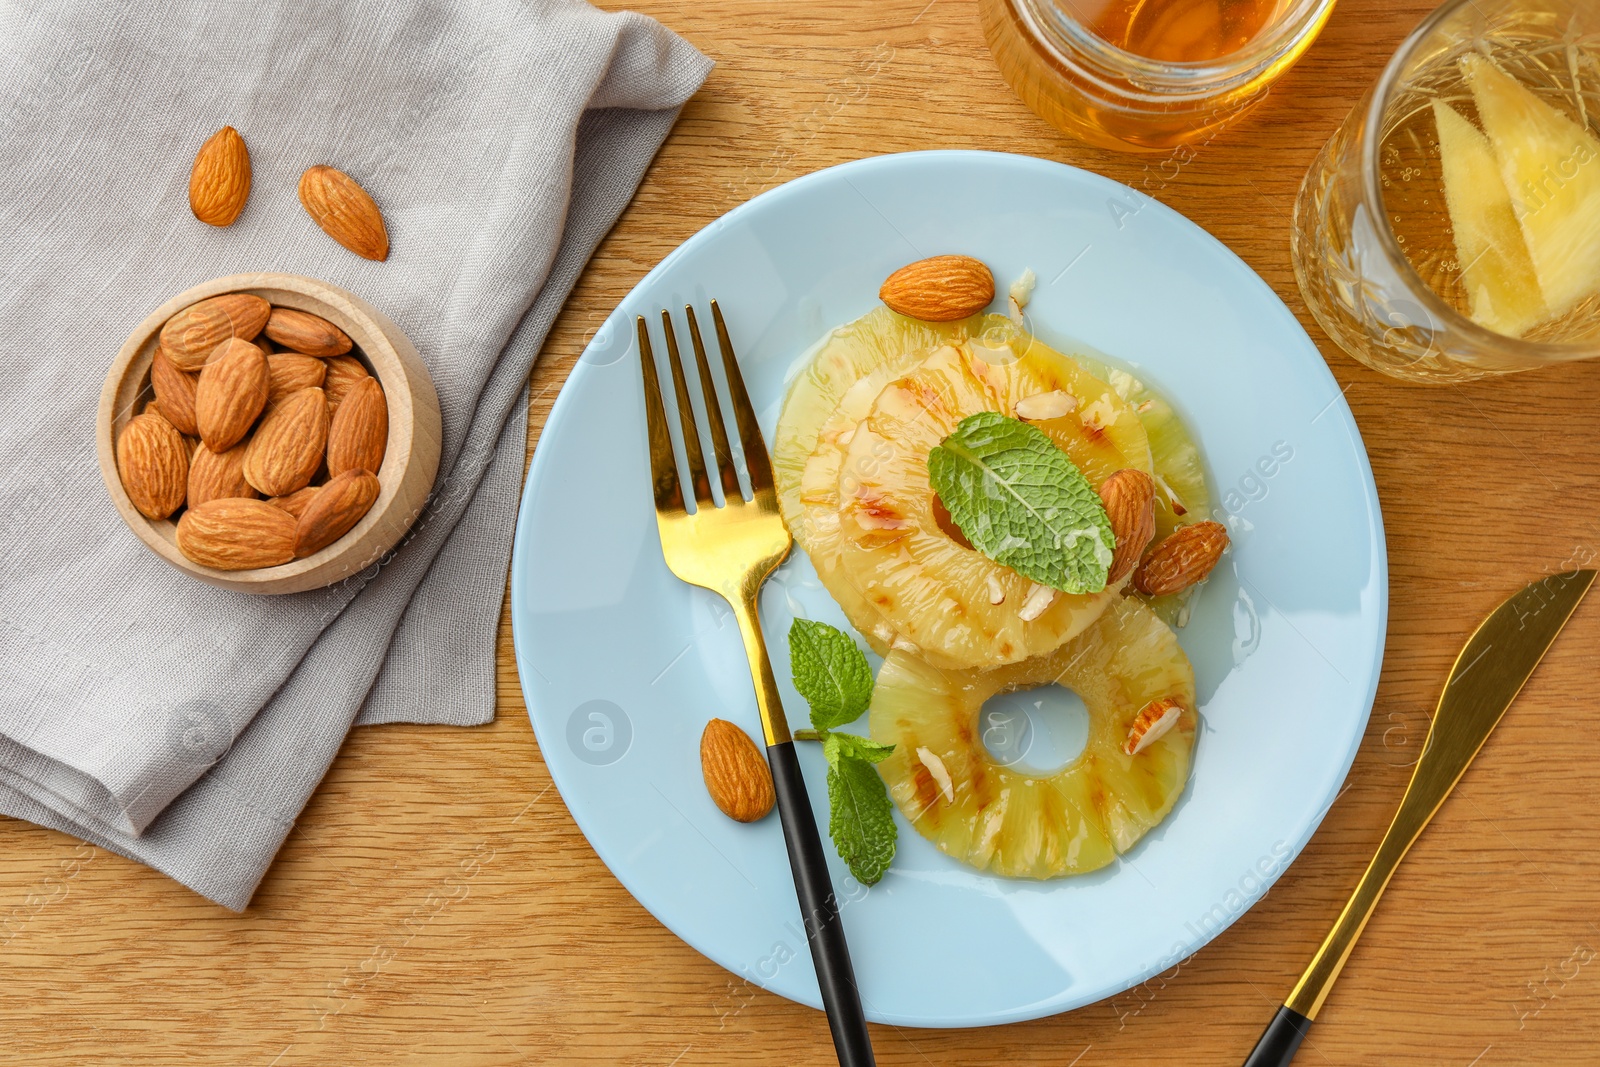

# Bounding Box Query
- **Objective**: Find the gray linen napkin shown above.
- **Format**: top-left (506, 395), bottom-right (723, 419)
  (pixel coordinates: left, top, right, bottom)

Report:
top-left (0, 0), bottom-right (710, 909)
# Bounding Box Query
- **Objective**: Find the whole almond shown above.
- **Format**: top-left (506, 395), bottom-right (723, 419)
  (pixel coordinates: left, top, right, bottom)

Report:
top-left (176, 498), bottom-right (296, 570)
top-left (159, 293), bottom-right (271, 371)
top-left (268, 485), bottom-right (321, 520)
top-left (322, 355), bottom-right (370, 418)
top-left (327, 376), bottom-right (387, 477)
top-left (149, 349), bottom-right (200, 436)
top-left (188, 126), bottom-right (250, 227)
top-left (1098, 469), bottom-right (1156, 585)
top-left (264, 307), bottom-right (352, 357)
top-left (1134, 520), bottom-right (1229, 596)
top-left (243, 387), bottom-right (328, 497)
top-left (116, 412), bottom-right (189, 520)
top-left (879, 255), bottom-right (994, 322)
top-left (195, 338), bottom-right (269, 452)
top-left (266, 352), bottom-right (327, 405)
top-left (293, 468), bottom-right (381, 558)
top-left (188, 441), bottom-right (258, 508)
top-left (700, 718), bottom-right (775, 823)
top-left (298, 166), bottom-right (389, 261)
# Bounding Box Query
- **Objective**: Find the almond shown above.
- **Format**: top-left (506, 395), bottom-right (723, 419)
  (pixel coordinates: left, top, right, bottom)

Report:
top-left (326, 376), bottom-right (387, 477)
top-left (293, 469), bottom-right (380, 558)
top-left (1133, 520), bottom-right (1229, 596)
top-left (253, 333), bottom-right (276, 355)
top-left (159, 293), bottom-right (271, 371)
top-left (1124, 697), bottom-right (1184, 756)
top-left (116, 412), bottom-right (189, 520)
top-left (879, 255), bottom-right (994, 322)
top-left (700, 719), bottom-right (775, 823)
top-left (149, 349), bottom-right (201, 436)
top-left (188, 126), bottom-right (251, 227)
top-left (1098, 469), bottom-right (1156, 585)
top-left (321, 355), bottom-right (369, 417)
top-left (195, 338), bottom-right (269, 452)
top-left (176, 498), bottom-right (295, 571)
top-left (266, 352), bottom-right (327, 405)
top-left (298, 165), bottom-right (389, 261)
top-left (267, 485), bottom-right (321, 520)
top-left (243, 387), bottom-right (328, 497)
top-left (188, 441), bottom-right (258, 508)
top-left (264, 307), bottom-right (352, 357)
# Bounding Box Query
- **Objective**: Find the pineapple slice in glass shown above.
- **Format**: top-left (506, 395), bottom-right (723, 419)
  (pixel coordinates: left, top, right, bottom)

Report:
top-left (1462, 53), bottom-right (1600, 321)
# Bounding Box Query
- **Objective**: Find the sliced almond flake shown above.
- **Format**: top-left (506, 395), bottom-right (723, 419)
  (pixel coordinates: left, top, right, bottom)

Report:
top-left (974, 796), bottom-right (1007, 858)
top-left (1007, 267), bottom-right (1037, 309)
top-left (1154, 472), bottom-right (1187, 516)
top-left (1018, 583), bottom-right (1056, 621)
top-left (1124, 698), bottom-right (1183, 756)
top-left (1015, 389), bottom-right (1078, 421)
top-left (835, 425), bottom-right (856, 446)
top-left (916, 746), bottom-right (955, 804)
top-left (986, 573), bottom-right (1006, 605)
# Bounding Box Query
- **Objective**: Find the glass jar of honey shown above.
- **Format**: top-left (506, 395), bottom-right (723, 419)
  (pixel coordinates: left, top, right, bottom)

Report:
top-left (981, 0), bottom-right (1339, 153)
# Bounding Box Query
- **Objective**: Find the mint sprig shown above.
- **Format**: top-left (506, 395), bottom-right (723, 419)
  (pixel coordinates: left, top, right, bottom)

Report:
top-left (927, 411), bottom-right (1115, 594)
top-left (787, 619), bottom-right (897, 885)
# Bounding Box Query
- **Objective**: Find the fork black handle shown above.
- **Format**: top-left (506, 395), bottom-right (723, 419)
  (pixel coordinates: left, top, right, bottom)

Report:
top-left (767, 740), bottom-right (876, 1066)
top-left (1242, 1006), bottom-right (1313, 1067)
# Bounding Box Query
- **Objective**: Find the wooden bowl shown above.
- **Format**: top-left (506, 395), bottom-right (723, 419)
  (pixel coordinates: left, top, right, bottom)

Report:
top-left (98, 273), bottom-right (442, 594)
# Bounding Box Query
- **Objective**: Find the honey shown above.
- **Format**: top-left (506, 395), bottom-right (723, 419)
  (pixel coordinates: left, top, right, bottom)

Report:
top-left (1062, 0), bottom-right (1282, 63)
top-left (980, 0), bottom-right (1335, 153)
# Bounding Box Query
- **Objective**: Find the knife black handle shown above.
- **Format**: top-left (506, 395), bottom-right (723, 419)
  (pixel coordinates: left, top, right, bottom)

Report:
top-left (1242, 1005), bottom-right (1313, 1067)
top-left (767, 740), bottom-right (875, 1067)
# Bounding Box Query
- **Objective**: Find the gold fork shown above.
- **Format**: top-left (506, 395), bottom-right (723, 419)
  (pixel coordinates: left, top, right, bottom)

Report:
top-left (637, 302), bottom-right (875, 1066)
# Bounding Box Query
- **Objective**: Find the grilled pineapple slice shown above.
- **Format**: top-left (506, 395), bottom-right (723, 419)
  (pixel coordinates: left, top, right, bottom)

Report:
top-left (832, 337), bottom-right (1152, 670)
top-left (795, 353), bottom-right (935, 654)
top-left (773, 307), bottom-right (986, 552)
top-left (870, 596), bottom-right (1196, 878)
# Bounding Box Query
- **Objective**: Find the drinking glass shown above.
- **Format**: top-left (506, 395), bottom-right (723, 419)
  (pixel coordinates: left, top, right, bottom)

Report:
top-left (1292, 0), bottom-right (1600, 382)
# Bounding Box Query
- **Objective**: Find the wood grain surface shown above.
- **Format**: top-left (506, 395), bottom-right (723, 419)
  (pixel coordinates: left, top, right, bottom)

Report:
top-left (6, 1), bottom-right (1600, 1063)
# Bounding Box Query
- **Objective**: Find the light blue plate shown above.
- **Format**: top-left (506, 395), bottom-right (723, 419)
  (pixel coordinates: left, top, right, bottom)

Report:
top-left (509, 150), bottom-right (1386, 1028)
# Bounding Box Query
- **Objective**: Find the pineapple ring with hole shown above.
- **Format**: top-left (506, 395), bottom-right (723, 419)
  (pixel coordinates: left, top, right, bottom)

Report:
top-left (792, 328), bottom-right (1213, 641)
top-left (870, 596), bottom-right (1197, 879)
top-left (831, 337), bottom-right (1152, 671)
top-left (773, 307), bottom-right (991, 554)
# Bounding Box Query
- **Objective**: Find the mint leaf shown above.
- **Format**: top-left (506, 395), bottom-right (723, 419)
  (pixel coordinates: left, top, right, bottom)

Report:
top-left (788, 619), bottom-right (874, 731)
top-left (927, 411), bottom-right (1114, 594)
top-left (822, 731), bottom-right (895, 767)
top-left (826, 754), bottom-right (898, 886)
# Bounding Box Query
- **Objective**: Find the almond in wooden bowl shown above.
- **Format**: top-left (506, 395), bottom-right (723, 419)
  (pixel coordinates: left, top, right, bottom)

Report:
top-left (98, 273), bottom-right (441, 594)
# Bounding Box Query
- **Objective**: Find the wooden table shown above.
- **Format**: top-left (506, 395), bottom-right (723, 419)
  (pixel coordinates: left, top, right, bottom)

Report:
top-left (6, 0), bottom-right (1599, 1062)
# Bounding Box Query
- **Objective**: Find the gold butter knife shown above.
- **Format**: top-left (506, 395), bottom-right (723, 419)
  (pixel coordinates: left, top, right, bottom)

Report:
top-left (1243, 569), bottom-right (1596, 1066)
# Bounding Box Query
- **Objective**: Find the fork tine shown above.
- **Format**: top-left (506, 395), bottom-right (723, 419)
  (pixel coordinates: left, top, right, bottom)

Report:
top-left (636, 316), bottom-right (685, 514)
top-left (709, 300), bottom-right (774, 493)
top-left (684, 304), bottom-right (741, 501)
top-left (661, 309), bottom-right (714, 506)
